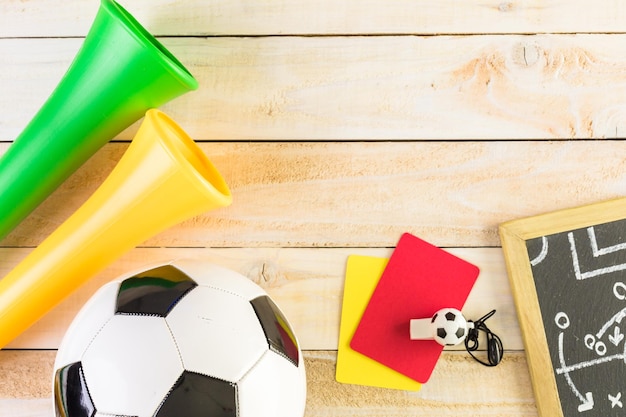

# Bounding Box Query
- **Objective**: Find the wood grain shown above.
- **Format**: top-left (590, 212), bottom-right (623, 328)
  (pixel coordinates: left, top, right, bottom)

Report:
top-left (0, 246), bottom-right (520, 351)
top-left (1, 0), bottom-right (626, 37)
top-left (2, 141), bottom-right (626, 248)
top-left (2, 0), bottom-right (621, 415)
top-left (0, 351), bottom-right (537, 417)
top-left (3, 35), bottom-right (626, 141)
top-left (305, 351), bottom-right (536, 417)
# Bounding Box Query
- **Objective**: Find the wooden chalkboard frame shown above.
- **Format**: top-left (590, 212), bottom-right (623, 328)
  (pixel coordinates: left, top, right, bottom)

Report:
top-left (499, 197), bottom-right (626, 417)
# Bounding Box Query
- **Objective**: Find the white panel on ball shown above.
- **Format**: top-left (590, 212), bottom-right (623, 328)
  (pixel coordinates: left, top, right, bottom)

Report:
top-left (54, 281), bottom-right (120, 369)
top-left (238, 350), bottom-right (307, 417)
top-left (165, 285), bottom-right (268, 382)
top-left (81, 315), bottom-right (183, 416)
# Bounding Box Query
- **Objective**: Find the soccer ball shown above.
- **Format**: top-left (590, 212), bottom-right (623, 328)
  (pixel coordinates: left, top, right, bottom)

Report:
top-left (431, 308), bottom-right (469, 346)
top-left (53, 259), bottom-right (306, 417)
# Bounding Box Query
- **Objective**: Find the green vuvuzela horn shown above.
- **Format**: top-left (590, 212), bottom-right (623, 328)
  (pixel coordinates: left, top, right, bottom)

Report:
top-left (0, 0), bottom-right (198, 241)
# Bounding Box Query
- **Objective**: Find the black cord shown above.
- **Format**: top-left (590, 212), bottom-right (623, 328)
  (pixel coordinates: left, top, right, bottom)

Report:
top-left (464, 309), bottom-right (503, 367)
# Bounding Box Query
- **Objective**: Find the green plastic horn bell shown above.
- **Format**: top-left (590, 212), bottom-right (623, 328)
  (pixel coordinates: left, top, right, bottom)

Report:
top-left (0, 0), bottom-right (198, 241)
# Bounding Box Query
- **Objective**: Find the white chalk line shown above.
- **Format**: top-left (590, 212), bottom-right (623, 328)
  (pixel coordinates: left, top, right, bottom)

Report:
top-left (569, 231), bottom-right (626, 280)
top-left (530, 236), bottom-right (549, 266)
top-left (596, 308), bottom-right (626, 339)
top-left (557, 332), bottom-right (590, 404)
top-left (556, 352), bottom-right (625, 375)
top-left (589, 227), bottom-right (626, 257)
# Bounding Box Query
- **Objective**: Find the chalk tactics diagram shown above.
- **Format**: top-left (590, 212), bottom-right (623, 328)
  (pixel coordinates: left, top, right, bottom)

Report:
top-left (554, 305), bottom-right (626, 413)
top-left (531, 226), bottom-right (626, 279)
top-left (530, 225), bottom-right (626, 415)
top-left (569, 227), bottom-right (626, 280)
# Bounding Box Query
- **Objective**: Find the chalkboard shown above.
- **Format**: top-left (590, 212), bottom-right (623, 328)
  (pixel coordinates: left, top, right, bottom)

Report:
top-left (499, 198), bottom-right (626, 417)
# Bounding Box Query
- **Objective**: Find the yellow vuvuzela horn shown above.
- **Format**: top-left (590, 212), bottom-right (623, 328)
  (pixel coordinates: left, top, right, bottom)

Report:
top-left (0, 109), bottom-right (232, 349)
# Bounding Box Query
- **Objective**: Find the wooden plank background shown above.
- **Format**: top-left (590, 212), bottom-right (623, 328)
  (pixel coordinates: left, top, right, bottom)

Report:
top-left (2, 1), bottom-right (626, 416)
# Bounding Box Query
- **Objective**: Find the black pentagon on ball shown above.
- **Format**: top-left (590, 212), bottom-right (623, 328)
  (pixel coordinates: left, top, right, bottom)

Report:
top-left (431, 313), bottom-right (438, 323)
top-left (437, 328), bottom-right (447, 339)
top-left (54, 362), bottom-right (96, 417)
top-left (154, 371), bottom-right (237, 417)
top-left (445, 312), bottom-right (456, 321)
top-left (115, 265), bottom-right (197, 317)
top-left (250, 295), bottom-right (300, 366)
top-left (456, 327), bottom-right (466, 339)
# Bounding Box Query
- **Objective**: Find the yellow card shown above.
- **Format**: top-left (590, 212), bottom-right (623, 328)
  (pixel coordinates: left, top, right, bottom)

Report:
top-left (335, 255), bottom-right (422, 391)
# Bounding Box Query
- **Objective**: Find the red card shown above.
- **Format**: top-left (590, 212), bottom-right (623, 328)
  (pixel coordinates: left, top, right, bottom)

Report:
top-left (350, 233), bottom-right (479, 383)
